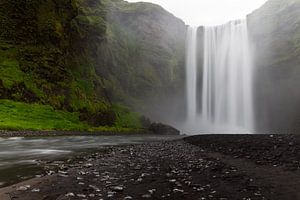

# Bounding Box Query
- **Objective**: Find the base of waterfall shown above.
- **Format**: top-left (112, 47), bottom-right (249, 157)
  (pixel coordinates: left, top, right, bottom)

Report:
top-left (181, 118), bottom-right (253, 135)
top-left (1, 135), bottom-right (300, 200)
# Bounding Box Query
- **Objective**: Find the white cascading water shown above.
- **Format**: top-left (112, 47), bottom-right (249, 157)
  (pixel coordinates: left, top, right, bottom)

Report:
top-left (185, 27), bottom-right (198, 123)
top-left (185, 20), bottom-right (254, 134)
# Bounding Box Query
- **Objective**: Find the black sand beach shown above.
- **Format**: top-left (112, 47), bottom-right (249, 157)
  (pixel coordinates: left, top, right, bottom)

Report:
top-left (1, 134), bottom-right (300, 200)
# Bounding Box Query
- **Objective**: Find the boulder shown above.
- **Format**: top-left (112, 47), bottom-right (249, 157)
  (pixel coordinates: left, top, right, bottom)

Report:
top-left (149, 123), bottom-right (180, 135)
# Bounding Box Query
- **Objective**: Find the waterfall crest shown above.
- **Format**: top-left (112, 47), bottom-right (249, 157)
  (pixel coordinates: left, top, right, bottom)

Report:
top-left (185, 20), bottom-right (254, 134)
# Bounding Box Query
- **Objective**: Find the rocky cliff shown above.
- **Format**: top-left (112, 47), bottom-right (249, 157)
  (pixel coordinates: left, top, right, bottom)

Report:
top-left (97, 0), bottom-right (187, 122)
top-left (248, 0), bottom-right (300, 132)
top-left (0, 0), bottom-right (187, 128)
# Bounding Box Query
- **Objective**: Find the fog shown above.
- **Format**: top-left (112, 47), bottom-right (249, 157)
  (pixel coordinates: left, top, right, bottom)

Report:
top-left (127, 0), bottom-right (268, 26)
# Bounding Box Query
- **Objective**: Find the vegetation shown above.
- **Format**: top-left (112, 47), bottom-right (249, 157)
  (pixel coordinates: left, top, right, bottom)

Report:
top-left (0, 0), bottom-right (186, 132)
top-left (0, 99), bottom-right (88, 131)
top-left (112, 104), bottom-right (143, 129)
top-left (0, 100), bottom-right (143, 131)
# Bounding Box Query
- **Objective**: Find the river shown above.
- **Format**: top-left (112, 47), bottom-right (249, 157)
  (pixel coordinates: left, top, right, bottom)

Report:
top-left (0, 135), bottom-right (182, 187)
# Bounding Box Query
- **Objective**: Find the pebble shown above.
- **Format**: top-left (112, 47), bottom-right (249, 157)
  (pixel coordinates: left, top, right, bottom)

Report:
top-left (65, 192), bottom-right (75, 197)
top-left (111, 186), bottom-right (124, 192)
top-left (77, 194), bottom-right (86, 198)
top-left (142, 194), bottom-right (152, 198)
top-left (148, 189), bottom-right (156, 194)
top-left (173, 188), bottom-right (184, 193)
top-left (107, 191), bottom-right (116, 198)
top-left (31, 188), bottom-right (40, 192)
top-left (89, 185), bottom-right (100, 191)
top-left (16, 185), bottom-right (30, 191)
top-left (124, 196), bottom-right (133, 200)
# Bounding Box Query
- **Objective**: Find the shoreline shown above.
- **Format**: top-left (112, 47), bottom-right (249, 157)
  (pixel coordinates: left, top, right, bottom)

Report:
top-left (0, 130), bottom-right (155, 138)
top-left (1, 134), bottom-right (300, 199)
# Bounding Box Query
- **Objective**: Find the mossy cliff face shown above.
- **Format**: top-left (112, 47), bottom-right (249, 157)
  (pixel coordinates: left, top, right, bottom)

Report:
top-left (98, 0), bottom-right (187, 122)
top-left (248, 0), bottom-right (300, 132)
top-left (0, 0), bottom-right (187, 128)
top-left (0, 0), bottom-right (115, 127)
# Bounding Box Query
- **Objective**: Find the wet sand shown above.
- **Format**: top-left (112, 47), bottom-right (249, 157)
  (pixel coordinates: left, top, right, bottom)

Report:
top-left (1, 134), bottom-right (300, 200)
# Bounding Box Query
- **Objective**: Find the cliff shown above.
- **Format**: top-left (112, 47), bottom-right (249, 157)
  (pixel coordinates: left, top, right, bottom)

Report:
top-left (248, 0), bottom-right (300, 132)
top-left (0, 0), bottom-right (187, 130)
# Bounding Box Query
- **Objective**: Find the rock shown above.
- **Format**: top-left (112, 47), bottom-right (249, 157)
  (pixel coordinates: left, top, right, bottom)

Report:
top-left (84, 163), bottom-right (93, 168)
top-left (58, 171), bottom-right (68, 175)
top-left (124, 196), bottom-right (133, 200)
top-left (77, 194), bottom-right (86, 198)
top-left (111, 186), bottom-right (124, 192)
top-left (148, 189), bottom-right (156, 194)
top-left (16, 185), bottom-right (31, 191)
top-left (65, 193), bottom-right (75, 197)
top-left (89, 185), bottom-right (100, 192)
top-left (142, 194), bottom-right (152, 198)
top-left (107, 191), bottom-right (116, 198)
top-left (173, 188), bottom-right (184, 193)
top-left (31, 188), bottom-right (40, 192)
top-left (149, 123), bottom-right (180, 135)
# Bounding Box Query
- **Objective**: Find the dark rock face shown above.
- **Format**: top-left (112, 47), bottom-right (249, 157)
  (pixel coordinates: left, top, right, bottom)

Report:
top-left (149, 123), bottom-right (180, 135)
top-left (248, 0), bottom-right (300, 132)
top-left (79, 108), bottom-right (117, 127)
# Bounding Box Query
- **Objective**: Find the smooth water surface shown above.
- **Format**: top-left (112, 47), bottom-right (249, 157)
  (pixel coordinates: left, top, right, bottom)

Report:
top-left (0, 135), bottom-right (181, 187)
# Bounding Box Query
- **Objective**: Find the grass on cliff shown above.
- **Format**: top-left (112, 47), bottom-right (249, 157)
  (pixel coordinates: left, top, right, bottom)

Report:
top-left (0, 99), bottom-right (89, 131)
top-left (0, 100), bottom-right (143, 132)
top-left (112, 104), bottom-right (143, 129)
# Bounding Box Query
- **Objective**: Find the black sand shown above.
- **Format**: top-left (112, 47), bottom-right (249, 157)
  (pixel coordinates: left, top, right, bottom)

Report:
top-left (1, 134), bottom-right (300, 200)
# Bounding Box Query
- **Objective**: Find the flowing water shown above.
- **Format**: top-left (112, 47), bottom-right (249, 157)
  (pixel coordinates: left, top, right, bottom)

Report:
top-left (185, 20), bottom-right (254, 134)
top-left (186, 26), bottom-right (198, 122)
top-left (0, 135), bottom-right (181, 187)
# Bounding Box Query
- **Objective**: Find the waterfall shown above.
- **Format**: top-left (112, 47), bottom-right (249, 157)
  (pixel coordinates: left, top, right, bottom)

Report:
top-left (185, 20), bottom-right (254, 134)
top-left (185, 27), bottom-right (198, 123)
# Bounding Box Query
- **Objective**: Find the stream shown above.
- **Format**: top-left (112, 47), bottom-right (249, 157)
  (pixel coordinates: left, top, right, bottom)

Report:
top-left (0, 135), bottom-right (182, 187)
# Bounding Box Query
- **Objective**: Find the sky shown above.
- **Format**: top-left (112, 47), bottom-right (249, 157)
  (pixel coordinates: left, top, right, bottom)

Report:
top-left (126, 0), bottom-right (268, 26)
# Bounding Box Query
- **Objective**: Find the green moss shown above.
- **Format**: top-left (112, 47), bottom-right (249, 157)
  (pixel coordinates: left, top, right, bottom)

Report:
top-left (0, 44), bottom-right (45, 97)
top-left (112, 104), bottom-right (143, 129)
top-left (0, 60), bottom-right (23, 88)
top-left (0, 99), bottom-right (89, 131)
top-left (0, 99), bottom-right (144, 132)
top-left (88, 126), bottom-right (141, 132)
top-left (0, 0), bottom-right (185, 132)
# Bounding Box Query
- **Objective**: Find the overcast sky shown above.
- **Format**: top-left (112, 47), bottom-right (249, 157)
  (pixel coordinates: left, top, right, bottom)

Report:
top-left (126, 0), bottom-right (268, 26)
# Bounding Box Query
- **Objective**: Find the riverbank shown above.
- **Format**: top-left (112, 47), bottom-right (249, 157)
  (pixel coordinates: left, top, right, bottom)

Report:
top-left (0, 130), bottom-right (151, 137)
top-left (1, 134), bottom-right (300, 200)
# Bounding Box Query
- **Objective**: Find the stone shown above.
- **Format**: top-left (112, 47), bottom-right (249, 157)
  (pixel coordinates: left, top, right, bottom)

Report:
top-left (148, 123), bottom-right (180, 135)
top-left (65, 193), bottom-right (75, 197)
top-left (142, 194), bottom-right (152, 198)
top-left (31, 188), bottom-right (40, 192)
top-left (77, 194), bottom-right (86, 198)
top-left (16, 185), bottom-right (31, 191)
top-left (111, 186), bottom-right (124, 192)
top-left (124, 196), bottom-right (133, 200)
